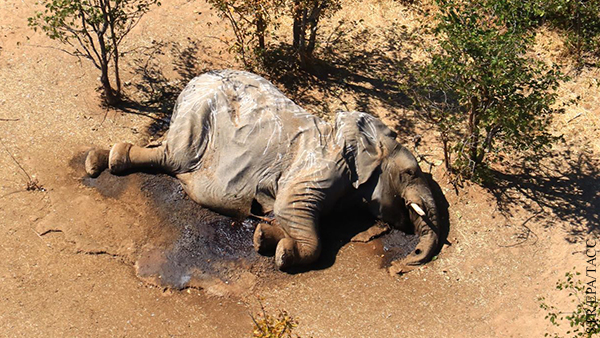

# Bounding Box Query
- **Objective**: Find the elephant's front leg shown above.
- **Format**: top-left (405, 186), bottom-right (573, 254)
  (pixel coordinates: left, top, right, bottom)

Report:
top-left (253, 221), bottom-right (287, 254)
top-left (271, 172), bottom-right (336, 270)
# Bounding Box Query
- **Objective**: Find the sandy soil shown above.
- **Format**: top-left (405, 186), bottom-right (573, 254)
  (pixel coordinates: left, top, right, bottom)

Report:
top-left (0, 0), bottom-right (598, 337)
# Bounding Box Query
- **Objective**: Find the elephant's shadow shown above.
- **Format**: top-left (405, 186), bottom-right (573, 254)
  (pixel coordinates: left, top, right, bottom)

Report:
top-left (286, 173), bottom-right (450, 274)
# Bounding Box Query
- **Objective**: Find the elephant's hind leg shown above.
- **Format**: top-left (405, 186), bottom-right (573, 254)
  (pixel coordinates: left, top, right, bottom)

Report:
top-left (109, 142), bottom-right (170, 174)
top-left (85, 142), bottom-right (171, 177)
top-left (85, 149), bottom-right (110, 178)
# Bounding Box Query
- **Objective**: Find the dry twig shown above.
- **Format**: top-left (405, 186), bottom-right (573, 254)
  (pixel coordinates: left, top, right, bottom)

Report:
top-left (567, 112), bottom-right (582, 123)
top-left (0, 138), bottom-right (45, 191)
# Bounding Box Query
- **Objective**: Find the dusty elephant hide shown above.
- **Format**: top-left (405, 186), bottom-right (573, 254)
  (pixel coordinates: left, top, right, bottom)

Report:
top-left (163, 70), bottom-right (346, 219)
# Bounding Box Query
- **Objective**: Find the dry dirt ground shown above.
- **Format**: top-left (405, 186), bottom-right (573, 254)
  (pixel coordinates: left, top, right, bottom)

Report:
top-left (1, 0), bottom-right (599, 337)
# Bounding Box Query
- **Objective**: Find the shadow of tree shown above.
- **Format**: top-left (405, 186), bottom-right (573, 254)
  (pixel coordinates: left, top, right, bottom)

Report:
top-left (116, 18), bottom-right (427, 142)
top-left (258, 19), bottom-right (422, 138)
top-left (119, 38), bottom-right (207, 137)
top-left (487, 147), bottom-right (600, 241)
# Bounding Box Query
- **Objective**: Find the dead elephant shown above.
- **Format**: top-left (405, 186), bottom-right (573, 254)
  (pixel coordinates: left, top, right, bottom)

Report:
top-left (85, 70), bottom-right (444, 274)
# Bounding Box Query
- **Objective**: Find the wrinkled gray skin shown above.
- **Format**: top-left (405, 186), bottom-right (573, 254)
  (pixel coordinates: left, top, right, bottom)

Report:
top-left (85, 70), bottom-right (442, 273)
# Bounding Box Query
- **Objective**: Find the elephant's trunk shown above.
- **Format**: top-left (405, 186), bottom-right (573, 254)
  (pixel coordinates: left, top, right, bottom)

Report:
top-left (402, 184), bottom-right (440, 266)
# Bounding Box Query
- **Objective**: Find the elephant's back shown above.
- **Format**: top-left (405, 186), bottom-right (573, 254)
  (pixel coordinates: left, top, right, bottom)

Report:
top-left (163, 70), bottom-right (335, 217)
top-left (165, 70), bottom-right (329, 171)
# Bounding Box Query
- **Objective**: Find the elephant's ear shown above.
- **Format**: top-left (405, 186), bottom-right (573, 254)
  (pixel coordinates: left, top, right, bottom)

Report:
top-left (335, 111), bottom-right (397, 188)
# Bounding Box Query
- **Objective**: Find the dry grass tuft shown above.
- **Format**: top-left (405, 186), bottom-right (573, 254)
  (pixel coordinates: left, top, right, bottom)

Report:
top-left (250, 301), bottom-right (306, 338)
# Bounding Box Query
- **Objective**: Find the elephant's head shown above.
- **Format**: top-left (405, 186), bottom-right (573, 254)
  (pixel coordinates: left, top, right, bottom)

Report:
top-left (336, 112), bottom-right (442, 270)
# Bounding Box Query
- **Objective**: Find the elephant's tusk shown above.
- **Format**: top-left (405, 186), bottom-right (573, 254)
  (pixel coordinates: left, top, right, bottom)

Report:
top-left (410, 203), bottom-right (426, 217)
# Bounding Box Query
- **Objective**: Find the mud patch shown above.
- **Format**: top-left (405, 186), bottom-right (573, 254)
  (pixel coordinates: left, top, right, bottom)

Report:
top-left (134, 174), bottom-right (272, 295)
top-left (318, 210), bottom-right (421, 271)
top-left (71, 148), bottom-right (272, 294)
top-left (80, 172), bottom-right (131, 199)
top-left (376, 230), bottom-right (420, 268)
top-left (76, 160), bottom-right (425, 293)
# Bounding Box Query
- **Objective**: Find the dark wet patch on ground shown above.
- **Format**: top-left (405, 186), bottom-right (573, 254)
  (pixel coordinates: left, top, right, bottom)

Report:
top-left (134, 174), bottom-right (421, 285)
top-left (376, 230), bottom-right (419, 268)
top-left (315, 211), bottom-right (419, 271)
top-left (68, 149), bottom-right (88, 174)
top-left (132, 174), bottom-right (419, 287)
top-left (70, 149), bottom-right (130, 199)
top-left (135, 174), bottom-right (273, 292)
top-left (80, 172), bottom-right (131, 199)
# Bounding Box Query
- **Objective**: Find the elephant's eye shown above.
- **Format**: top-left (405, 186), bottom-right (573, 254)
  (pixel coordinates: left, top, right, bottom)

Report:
top-left (405, 169), bottom-right (414, 176)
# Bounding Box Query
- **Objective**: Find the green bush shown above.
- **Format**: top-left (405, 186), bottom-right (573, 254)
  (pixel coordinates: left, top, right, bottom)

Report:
top-left (542, 0), bottom-right (600, 63)
top-left (487, 0), bottom-right (600, 64)
top-left (28, 0), bottom-right (161, 105)
top-left (207, 0), bottom-right (340, 67)
top-left (539, 270), bottom-right (600, 338)
top-left (410, 0), bottom-right (565, 181)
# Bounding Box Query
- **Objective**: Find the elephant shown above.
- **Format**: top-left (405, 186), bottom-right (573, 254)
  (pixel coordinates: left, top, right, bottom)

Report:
top-left (85, 70), bottom-right (444, 274)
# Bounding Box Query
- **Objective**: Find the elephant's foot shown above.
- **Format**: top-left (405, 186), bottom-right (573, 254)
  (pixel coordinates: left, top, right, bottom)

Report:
top-left (274, 238), bottom-right (321, 271)
top-left (85, 148), bottom-right (110, 178)
top-left (350, 223), bottom-right (391, 243)
top-left (275, 238), bottom-right (297, 270)
top-left (108, 143), bottom-right (132, 174)
top-left (253, 222), bottom-right (286, 254)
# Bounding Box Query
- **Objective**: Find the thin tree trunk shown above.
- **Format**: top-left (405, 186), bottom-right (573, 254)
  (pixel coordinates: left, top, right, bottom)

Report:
top-left (306, 1), bottom-right (322, 56)
top-left (478, 125), bottom-right (500, 164)
top-left (307, 22), bottom-right (318, 56)
top-left (105, 0), bottom-right (121, 95)
top-left (293, 1), bottom-right (302, 49)
top-left (441, 132), bottom-right (452, 173)
top-left (100, 62), bottom-right (117, 105)
top-left (297, 9), bottom-right (310, 66)
top-left (300, 9), bottom-right (308, 50)
top-left (256, 13), bottom-right (266, 50)
top-left (98, 33), bottom-right (118, 105)
top-left (113, 47), bottom-right (121, 94)
top-left (97, 0), bottom-right (119, 105)
top-left (468, 95), bottom-right (480, 170)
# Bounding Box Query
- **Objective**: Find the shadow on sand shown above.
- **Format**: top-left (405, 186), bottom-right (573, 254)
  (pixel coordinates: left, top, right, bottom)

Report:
top-left (113, 39), bottom-right (207, 137)
top-left (115, 20), bottom-right (426, 142)
top-left (487, 147), bottom-right (600, 241)
top-left (258, 20), bottom-right (422, 140)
